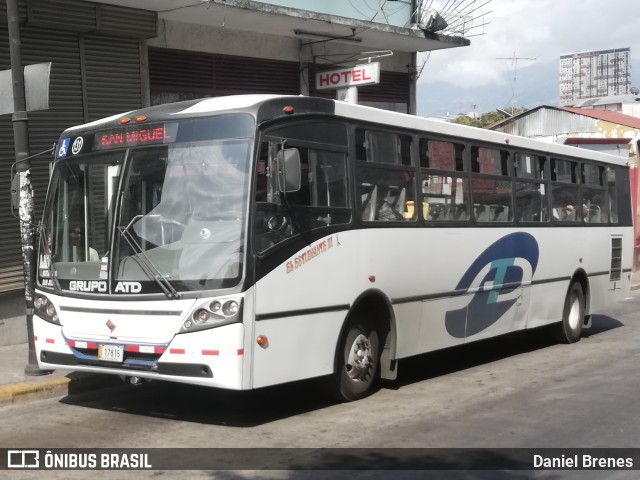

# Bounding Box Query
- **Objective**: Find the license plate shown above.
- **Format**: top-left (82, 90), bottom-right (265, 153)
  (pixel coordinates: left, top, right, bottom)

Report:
top-left (98, 344), bottom-right (124, 363)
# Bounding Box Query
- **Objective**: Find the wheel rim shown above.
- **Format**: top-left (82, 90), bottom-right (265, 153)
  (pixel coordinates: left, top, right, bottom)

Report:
top-left (345, 333), bottom-right (373, 381)
top-left (568, 294), bottom-right (581, 329)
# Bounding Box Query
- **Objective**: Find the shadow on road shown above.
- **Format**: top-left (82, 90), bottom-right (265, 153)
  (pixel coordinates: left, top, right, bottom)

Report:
top-left (391, 313), bottom-right (622, 389)
top-left (59, 314), bottom-right (624, 428)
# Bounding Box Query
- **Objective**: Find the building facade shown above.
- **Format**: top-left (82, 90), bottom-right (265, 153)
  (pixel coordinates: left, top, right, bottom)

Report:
top-left (560, 48), bottom-right (631, 106)
top-left (0, 0), bottom-right (469, 345)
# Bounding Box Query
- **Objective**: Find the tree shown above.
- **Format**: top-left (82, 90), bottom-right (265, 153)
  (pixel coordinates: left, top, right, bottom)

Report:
top-left (452, 107), bottom-right (526, 128)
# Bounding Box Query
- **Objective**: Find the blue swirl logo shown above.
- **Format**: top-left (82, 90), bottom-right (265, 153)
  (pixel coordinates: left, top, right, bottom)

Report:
top-left (445, 232), bottom-right (539, 338)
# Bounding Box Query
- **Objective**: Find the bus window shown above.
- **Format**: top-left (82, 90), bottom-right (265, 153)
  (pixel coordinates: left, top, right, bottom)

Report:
top-left (471, 146), bottom-right (509, 176)
top-left (608, 167), bottom-right (618, 223)
top-left (420, 139), bottom-right (464, 172)
top-left (472, 177), bottom-right (513, 222)
top-left (357, 167), bottom-right (416, 222)
top-left (254, 122), bottom-right (351, 253)
top-left (421, 175), bottom-right (469, 221)
top-left (356, 129), bottom-right (412, 166)
top-left (471, 146), bottom-right (512, 223)
top-left (515, 181), bottom-right (548, 222)
top-left (514, 153), bottom-right (546, 179)
top-left (551, 158), bottom-right (580, 222)
top-left (582, 164), bottom-right (607, 223)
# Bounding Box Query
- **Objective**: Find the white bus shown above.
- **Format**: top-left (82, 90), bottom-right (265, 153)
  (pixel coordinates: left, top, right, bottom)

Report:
top-left (34, 95), bottom-right (633, 402)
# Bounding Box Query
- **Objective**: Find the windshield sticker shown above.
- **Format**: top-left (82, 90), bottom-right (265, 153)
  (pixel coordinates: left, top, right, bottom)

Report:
top-left (286, 236), bottom-right (334, 274)
top-left (71, 136), bottom-right (84, 155)
top-left (57, 138), bottom-right (70, 159)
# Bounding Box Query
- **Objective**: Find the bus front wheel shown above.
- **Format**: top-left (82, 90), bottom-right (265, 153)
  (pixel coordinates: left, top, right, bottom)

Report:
top-left (557, 282), bottom-right (585, 344)
top-left (330, 320), bottom-right (380, 402)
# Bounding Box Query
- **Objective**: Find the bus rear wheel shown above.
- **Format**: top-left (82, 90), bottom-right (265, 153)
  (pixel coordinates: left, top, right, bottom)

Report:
top-left (557, 282), bottom-right (585, 344)
top-left (330, 320), bottom-right (380, 402)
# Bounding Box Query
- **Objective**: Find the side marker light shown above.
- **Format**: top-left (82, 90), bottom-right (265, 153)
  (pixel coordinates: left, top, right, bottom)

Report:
top-left (257, 335), bottom-right (269, 348)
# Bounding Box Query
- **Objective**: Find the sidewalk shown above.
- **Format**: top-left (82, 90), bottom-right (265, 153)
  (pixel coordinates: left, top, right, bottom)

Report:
top-left (0, 342), bottom-right (118, 405)
top-left (1, 273), bottom-right (639, 406)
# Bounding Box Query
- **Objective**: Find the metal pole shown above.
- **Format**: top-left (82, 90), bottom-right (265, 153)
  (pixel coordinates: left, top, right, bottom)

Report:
top-left (6, 0), bottom-right (49, 375)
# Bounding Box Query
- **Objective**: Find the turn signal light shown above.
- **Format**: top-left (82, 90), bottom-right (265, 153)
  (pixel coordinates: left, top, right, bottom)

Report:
top-left (135, 115), bottom-right (148, 122)
top-left (118, 117), bottom-right (131, 124)
top-left (257, 335), bottom-right (269, 348)
top-left (283, 106), bottom-right (295, 114)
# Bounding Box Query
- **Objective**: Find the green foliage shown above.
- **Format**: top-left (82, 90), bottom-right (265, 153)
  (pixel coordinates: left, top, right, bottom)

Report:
top-left (452, 107), bottom-right (526, 128)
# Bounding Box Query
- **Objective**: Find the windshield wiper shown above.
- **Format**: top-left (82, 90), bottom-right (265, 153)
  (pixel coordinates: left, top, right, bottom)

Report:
top-left (118, 215), bottom-right (180, 300)
top-left (37, 223), bottom-right (62, 295)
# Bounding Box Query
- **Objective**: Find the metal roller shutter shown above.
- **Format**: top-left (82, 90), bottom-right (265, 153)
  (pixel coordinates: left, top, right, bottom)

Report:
top-left (0, 25), bottom-right (84, 292)
top-left (0, 4), bottom-right (149, 293)
top-left (83, 34), bottom-right (142, 121)
top-left (149, 48), bottom-right (300, 105)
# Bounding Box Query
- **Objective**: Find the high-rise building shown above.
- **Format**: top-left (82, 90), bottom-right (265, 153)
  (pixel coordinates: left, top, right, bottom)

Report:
top-left (560, 48), bottom-right (631, 106)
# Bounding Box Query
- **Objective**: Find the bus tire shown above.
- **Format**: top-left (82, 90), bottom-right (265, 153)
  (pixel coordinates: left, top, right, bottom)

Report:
top-left (557, 282), bottom-right (585, 344)
top-left (331, 320), bottom-right (380, 402)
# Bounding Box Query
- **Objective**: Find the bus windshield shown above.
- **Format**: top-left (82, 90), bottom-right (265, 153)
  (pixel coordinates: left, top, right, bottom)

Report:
top-left (41, 115), bottom-right (254, 294)
top-left (115, 139), bottom-right (250, 291)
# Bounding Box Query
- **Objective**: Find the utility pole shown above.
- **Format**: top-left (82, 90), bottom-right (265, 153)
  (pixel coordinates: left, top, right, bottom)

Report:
top-left (7, 0), bottom-right (49, 375)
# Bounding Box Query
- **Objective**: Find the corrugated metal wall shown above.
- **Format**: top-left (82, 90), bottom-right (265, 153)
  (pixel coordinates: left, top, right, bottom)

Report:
top-left (0, 0), bottom-right (155, 293)
top-left (491, 108), bottom-right (598, 138)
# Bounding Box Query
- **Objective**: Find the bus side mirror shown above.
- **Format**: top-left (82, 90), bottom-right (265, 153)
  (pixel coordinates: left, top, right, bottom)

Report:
top-left (10, 174), bottom-right (20, 215)
top-left (276, 148), bottom-right (301, 193)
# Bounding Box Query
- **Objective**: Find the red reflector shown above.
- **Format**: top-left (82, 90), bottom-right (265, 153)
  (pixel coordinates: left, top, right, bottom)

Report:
top-left (46, 338), bottom-right (55, 344)
top-left (169, 348), bottom-right (185, 354)
top-left (202, 349), bottom-right (220, 356)
top-left (237, 348), bottom-right (244, 355)
top-left (34, 336), bottom-right (38, 342)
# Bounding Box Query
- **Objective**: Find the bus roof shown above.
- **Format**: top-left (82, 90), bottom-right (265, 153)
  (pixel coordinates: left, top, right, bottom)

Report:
top-left (63, 94), bottom-right (627, 167)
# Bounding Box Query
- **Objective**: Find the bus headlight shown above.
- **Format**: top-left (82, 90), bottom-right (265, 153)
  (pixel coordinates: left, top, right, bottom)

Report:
top-left (223, 300), bottom-right (239, 316)
top-left (34, 294), bottom-right (61, 325)
top-left (181, 297), bottom-right (243, 333)
top-left (193, 309), bottom-right (210, 324)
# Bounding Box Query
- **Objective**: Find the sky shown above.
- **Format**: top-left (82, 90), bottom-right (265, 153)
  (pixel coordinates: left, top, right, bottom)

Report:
top-left (417, 0), bottom-right (640, 108)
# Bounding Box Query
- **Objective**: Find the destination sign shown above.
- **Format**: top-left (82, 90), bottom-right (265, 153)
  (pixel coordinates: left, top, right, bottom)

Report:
top-left (93, 123), bottom-right (178, 151)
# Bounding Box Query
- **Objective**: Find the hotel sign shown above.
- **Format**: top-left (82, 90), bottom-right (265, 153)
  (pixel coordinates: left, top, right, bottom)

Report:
top-left (315, 63), bottom-right (380, 90)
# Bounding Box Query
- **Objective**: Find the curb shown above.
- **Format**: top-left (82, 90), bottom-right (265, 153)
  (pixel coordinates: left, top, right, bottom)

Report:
top-left (0, 374), bottom-right (120, 406)
top-left (0, 377), bottom-right (72, 405)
